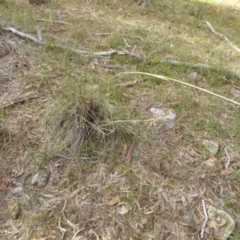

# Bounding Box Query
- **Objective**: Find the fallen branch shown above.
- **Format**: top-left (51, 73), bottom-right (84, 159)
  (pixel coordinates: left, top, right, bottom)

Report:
top-left (161, 59), bottom-right (240, 79)
top-left (205, 21), bottom-right (240, 54)
top-left (57, 44), bottom-right (142, 59)
top-left (2, 27), bottom-right (143, 60)
top-left (54, 44), bottom-right (90, 55)
top-left (92, 49), bottom-right (142, 60)
top-left (3, 27), bottom-right (43, 44)
top-left (124, 72), bottom-right (240, 106)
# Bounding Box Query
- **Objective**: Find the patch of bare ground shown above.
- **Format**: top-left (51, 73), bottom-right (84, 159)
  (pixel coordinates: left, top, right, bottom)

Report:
top-left (1, 0), bottom-right (240, 239)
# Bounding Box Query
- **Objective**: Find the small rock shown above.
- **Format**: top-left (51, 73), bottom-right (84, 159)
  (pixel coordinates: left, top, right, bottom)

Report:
top-left (31, 173), bottom-right (39, 186)
top-left (8, 199), bottom-right (21, 219)
top-left (31, 169), bottom-right (50, 188)
top-left (187, 71), bottom-right (203, 82)
top-left (149, 107), bottom-right (176, 130)
top-left (11, 187), bottom-right (23, 195)
top-left (37, 169), bottom-right (50, 187)
top-left (203, 140), bottom-right (219, 156)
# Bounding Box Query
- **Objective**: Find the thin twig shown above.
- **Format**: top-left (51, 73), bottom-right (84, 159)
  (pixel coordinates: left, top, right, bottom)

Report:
top-left (161, 59), bottom-right (240, 79)
top-left (200, 200), bottom-right (208, 239)
top-left (60, 200), bottom-right (67, 214)
top-left (225, 148), bottom-right (231, 169)
top-left (124, 72), bottom-right (240, 106)
top-left (205, 21), bottom-right (240, 54)
top-left (2, 95), bottom-right (40, 109)
top-left (124, 38), bottom-right (131, 48)
top-left (131, 45), bottom-right (137, 53)
top-left (100, 115), bottom-right (173, 126)
top-left (35, 18), bottom-right (73, 26)
top-left (175, 222), bottom-right (179, 240)
top-left (95, 63), bottom-right (123, 69)
top-left (94, 33), bottom-right (143, 41)
top-left (37, 27), bottom-right (44, 42)
top-left (120, 48), bottom-right (142, 60)
top-left (126, 137), bottom-right (136, 165)
top-left (93, 49), bottom-right (142, 60)
top-left (94, 32), bottom-right (112, 36)
top-left (118, 80), bottom-right (139, 87)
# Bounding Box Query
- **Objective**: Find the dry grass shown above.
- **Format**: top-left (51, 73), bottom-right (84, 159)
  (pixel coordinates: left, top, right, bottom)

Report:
top-left (1, 0), bottom-right (240, 239)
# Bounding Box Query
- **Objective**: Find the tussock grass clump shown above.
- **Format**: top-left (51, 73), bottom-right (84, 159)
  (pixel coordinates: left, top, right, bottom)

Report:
top-left (0, 36), bottom-right (19, 58)
top-left (51, 98), bottom-right (106, 152)
top-left (45, 77), bottom-right (136, 159)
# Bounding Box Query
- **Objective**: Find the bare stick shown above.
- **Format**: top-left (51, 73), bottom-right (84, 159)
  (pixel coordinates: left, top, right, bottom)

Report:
top-left (35, 18), bottom-right (73, 26)
top-left (92, 49), bottom-right (142, 60)
top-left (175, 222), bottom-right (179, 240)
top-left (60, 200), bottom-right (67, 214)
top-left (99, 115), bottom-right (174, 127)
top-left (124, 72), bottom-right (240, 106)
top-left (54, 44), bottom-right (89, 54)
top-left (37, 28), bottom-right (44, 42)
top-left (200, 199), bottom-right (208, 239)
top-left (205, 21), bottom-right (240, 54)
top-left (131, 45), bottom-right (137, 53)
top-left (3, 27), bottom-right (43, 44)
top-left (225, 148), bottom-right (231, 169)
top-left (161, 59), bottom-right (240, 79)
top-left (94, 32), bottom-right (112, 36)
top-left (124, 38), bottom-right (131, 48)
top-left (56, 45), bottom-right (142, 59)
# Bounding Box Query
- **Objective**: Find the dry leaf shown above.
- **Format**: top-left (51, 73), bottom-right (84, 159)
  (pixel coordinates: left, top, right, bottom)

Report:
top-left (105, 195), bottom-right (120, 206)
top-left (0, 180), bottom-right (10, 192)
top-left (221, 169), bottom-right (235, 176)
top-left (202, 156), bottom-right (222, 169)
top-left (142, 232), bottom-right (155, 238)
top-left (117, 205), bottom-right (132, 215)
top-left (208, 218), bottom-right (227, 230)
top-left (8, 199), bottom-right (21, 219)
